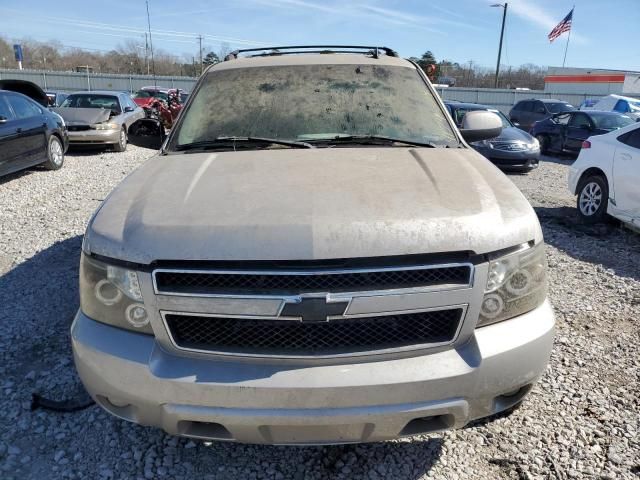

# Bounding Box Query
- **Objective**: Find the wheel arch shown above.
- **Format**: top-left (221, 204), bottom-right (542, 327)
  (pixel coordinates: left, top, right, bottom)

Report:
top-left (575, 167), bottom-right (609, 196)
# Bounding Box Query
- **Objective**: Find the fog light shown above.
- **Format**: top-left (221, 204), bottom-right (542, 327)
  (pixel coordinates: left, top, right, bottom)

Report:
top-left (481, 293), bottom-right (504, 320)
top-left (125, 304), bottom-right (149, 328)
top-left (95, 279), bottom-right (122, 306)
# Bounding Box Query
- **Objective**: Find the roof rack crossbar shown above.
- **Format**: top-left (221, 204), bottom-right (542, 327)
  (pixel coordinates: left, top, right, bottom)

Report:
top-left (225, 45), bottom-right (398, 61)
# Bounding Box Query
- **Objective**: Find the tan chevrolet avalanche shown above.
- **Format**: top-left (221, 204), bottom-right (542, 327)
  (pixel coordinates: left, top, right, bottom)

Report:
top-left (72, 46), bottom-right (554, 445)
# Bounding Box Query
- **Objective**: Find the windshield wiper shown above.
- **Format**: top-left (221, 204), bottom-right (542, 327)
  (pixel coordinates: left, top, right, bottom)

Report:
top-left (175, 136), bottom-right (314, 151)
top-left (306, 135), bottom-right (439, 148)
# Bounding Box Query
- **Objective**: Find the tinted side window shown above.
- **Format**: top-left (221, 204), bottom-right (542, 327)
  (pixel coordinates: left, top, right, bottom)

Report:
top-left (568, 113), bottom-right (591, 128)
top-left (513, 101), bottom-right (525, 111)
top-left (0, 95), bottom-right (14, 120)
top-left (613, 100), bottom-right (629, 113)
top-left (7, 95), bottom-right (42, 119)
top-left (521, 101), bottom-right (534, 112)
top-left (619, 128), bottom-right (640, 149)
top-left (534, 102), bottom-right (546, 114)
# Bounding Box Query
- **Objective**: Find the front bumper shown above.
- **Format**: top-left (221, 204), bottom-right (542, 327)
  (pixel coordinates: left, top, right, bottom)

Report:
top-left (72, 301), bottom-right (554, 445)
top-left (473, 146), bottom-right (540, 170)
top-left (67, 129), bottom-right (120, 145)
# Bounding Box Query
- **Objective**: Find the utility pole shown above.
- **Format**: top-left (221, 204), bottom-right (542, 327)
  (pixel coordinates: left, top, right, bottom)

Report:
top-left (145, 0), bottom-right (157, 87)
top-left (491, 3), bottom-right (508, 89)
top-left (198, 35), bottom-right (203, 75)
top-left (144, 33), bottom-right (150, 75)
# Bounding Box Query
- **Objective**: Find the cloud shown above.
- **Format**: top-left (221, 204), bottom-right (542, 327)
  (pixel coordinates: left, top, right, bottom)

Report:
top-left (507, 0), bottom-right (587, 44)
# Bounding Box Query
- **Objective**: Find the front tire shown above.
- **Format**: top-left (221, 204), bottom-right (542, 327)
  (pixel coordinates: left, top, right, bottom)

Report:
top-left (577, 175), bottom-right (608, 224)
top-left (113, 127), bottom-right (127, 152)
top-left (44, 135), bottom-right (64, 170)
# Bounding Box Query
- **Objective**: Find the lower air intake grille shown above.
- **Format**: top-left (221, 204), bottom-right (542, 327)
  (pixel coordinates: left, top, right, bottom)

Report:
top-left (164, 309), bottom-right (463, 356)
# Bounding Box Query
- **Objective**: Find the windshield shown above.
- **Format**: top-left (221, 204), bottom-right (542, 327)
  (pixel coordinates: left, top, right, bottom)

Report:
top-left (170, 63), bottom-right (458, 149)
top-left (629, 100), bottom-right (640, 112)
top-left (134, 90), bottom-right (169, 102)
top-left (546, 102), bottom-right (575, 114)
top-left (590, 113), bottom-right (635, 130)
top-left (61, 94), bottom-right (120, 112)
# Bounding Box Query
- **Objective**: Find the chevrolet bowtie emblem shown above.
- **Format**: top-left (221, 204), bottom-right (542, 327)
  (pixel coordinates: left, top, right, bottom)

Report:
top-left (280, 297), bottom-right (349, 322)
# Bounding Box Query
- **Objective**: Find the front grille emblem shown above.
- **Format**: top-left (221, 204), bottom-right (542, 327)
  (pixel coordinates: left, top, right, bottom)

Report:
top-left (280, 297), bottom-right (349, 322)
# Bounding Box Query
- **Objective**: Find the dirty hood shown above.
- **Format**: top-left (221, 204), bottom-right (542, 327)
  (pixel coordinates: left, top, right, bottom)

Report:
top-left (86, 148), bottom-right (543, 263)
top-left (53, 107), bottom-right (111, 125)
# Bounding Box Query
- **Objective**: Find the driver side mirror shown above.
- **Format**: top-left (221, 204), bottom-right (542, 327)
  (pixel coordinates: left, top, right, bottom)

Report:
top-left (128, 119), bottom-right (166, 150)
top-left (460, 111), bottom-right (502, 143)
top-left (124, 106), bottom-right (135, 113)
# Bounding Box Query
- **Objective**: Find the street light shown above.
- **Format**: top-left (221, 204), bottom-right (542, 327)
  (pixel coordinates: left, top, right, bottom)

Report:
top-left (491, 3), bottom-right (508, 89)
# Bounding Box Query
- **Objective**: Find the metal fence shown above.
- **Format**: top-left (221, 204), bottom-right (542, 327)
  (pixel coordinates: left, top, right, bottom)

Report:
top-left (434, 86), bottom-right (602, 114)
top-left (0, 68), bottom-right (606, 112)
top-left (0, 68), bottom-right (197, 93)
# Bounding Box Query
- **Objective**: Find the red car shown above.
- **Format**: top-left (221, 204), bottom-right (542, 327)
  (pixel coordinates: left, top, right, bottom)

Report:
top-left (132, 87), bottom-right (184, 129)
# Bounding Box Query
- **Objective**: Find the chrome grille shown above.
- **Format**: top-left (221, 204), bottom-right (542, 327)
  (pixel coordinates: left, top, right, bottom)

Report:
top-left (163, 309), bottom-right (463, 356)
top-left (154, 265), bottom-right (472, 296)
top-left (490, 141), bottom-right (529, 152)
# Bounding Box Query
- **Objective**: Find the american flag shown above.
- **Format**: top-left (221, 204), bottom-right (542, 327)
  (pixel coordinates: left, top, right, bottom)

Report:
top-left (548, 9), bottom-right (574, 42)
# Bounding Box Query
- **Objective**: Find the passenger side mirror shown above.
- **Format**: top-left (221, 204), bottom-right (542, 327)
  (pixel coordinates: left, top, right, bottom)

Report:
top-left (128, 119), bottom-right (166, 150)
top-left (124, 106), bottom-right (135, 113)
top-left (460, 111), bottom-right (503, 143)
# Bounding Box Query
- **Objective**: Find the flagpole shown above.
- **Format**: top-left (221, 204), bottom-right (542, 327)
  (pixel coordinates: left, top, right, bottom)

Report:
top-left (562, 6), bottom-right (574, 67)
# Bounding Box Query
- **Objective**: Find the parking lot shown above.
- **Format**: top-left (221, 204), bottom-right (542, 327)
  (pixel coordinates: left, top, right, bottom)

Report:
top-left (0, 147), bottom-right (638, 480)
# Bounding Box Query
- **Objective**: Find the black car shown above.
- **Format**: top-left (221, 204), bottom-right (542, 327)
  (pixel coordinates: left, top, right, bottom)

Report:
top-left (530, 110), bottom-right (635, 155)
top-left (0, 80), bottom-right (69, 177)
top-left (445, 101), bottom-right (540, 171)
top-left (509, 98), bottom-right (575, 131)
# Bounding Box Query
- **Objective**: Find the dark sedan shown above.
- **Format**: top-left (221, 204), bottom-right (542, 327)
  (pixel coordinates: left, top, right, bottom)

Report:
top-left (530, 110), bottom-right (635, 156)
top-left (0, 80), bottom-right (69, 177)
top-left (446, 101), bottom-right (540, 171)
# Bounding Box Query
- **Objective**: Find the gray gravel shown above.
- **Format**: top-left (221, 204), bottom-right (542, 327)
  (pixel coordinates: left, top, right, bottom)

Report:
top-left (1, 150), bottom-right (639, 479)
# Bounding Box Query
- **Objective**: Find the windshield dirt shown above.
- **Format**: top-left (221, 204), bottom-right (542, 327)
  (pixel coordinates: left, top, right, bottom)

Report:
top-left (171, 63), bottom-right (458, 149)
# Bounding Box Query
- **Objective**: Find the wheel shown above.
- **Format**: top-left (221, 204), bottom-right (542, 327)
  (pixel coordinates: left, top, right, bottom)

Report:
top-left (577, 175), bottom-right (608, 224)
top-left (44, 135), bottom-right (64, 170)
top-left (535, 134), bottom-right (549, 155)
top-left (113, 127), bottom-right (127, 152)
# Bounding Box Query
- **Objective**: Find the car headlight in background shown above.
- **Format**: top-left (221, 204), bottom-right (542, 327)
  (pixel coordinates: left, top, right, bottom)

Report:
top-left (477, 242), bottom-right (547, 327)
top-left (470, 139), bottom-right (492, 148)
top-left (79, 253), bottom-right (152, 333)
top-left (91, 122), bottom-right (119, 130)
top-left (529, 138), bottom-right (540, 150)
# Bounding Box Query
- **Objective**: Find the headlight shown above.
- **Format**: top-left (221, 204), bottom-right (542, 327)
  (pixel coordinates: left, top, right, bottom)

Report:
top-left (79, 253), bottom-right (152, 334)
top-left (529, 138), bottom-right (540, 150)
top-left (471, 139), bottom-right (492, 148)
top-left (92, 122), bottom-right (119, 130)
top-left (477, 242), bottom-right (547, 327)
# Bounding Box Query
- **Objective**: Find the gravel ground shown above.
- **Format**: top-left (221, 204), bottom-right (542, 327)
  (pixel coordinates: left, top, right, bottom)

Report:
top-left (0, 148), bottom-right (638, 479)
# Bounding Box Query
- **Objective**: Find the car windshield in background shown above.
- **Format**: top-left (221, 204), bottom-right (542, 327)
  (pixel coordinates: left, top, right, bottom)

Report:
top-left (171, 64), bottom-right (459, 150)
top-left (134, 90), bottom-right (169, 102)
top-left (547, 102), bottom-right (575, 114)
top-left (590, 113), bottom-right (635, 130)
top-left (62, 95), bottom-right (120, 112)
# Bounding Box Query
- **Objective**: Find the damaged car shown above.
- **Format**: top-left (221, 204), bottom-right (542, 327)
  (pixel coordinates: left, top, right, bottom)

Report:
top-left (73, 46), bottom-right (554, 445)
top-left (55, 91), bottom-right (144, 151)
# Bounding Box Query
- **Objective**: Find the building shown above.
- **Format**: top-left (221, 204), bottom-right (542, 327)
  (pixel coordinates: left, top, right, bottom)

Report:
top-left (544, 67), bottom-right (640, 96)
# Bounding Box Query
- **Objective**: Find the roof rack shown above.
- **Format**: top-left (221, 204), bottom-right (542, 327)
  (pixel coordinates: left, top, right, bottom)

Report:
top-left (224, 45), bottom-right (398, 61)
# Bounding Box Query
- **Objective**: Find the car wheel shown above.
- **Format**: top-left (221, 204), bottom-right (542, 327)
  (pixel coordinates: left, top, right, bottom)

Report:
top-left (113, 127), bottom-right (127, 152)
top-left (577, 175), bottom-right (608, 224)
top-left (44, 135), bottom-right (64, 170)
top-left (535, 134), bottom-right (549, 154)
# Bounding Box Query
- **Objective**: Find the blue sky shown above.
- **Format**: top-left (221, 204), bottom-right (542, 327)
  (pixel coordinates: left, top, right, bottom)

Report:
top-left (1, 0), bottom-right (639, 71)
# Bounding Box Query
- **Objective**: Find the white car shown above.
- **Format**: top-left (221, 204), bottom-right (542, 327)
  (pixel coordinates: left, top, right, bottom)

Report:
top-left (581, 94), bottom-right (640, 120)
top-left (568, 122), bottom-right (640, 228)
